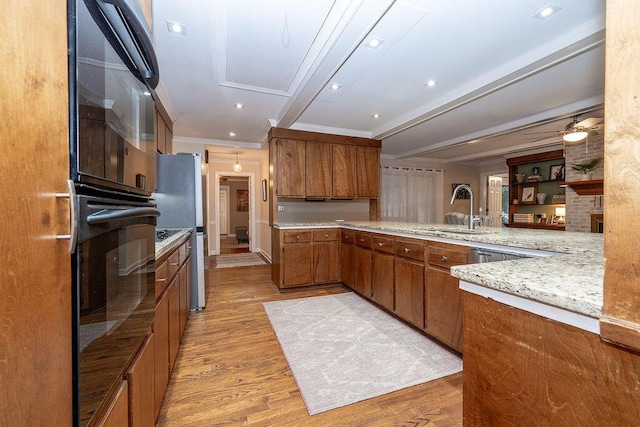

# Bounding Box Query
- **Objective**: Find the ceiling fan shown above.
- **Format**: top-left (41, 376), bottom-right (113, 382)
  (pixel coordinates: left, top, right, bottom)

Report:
top-left (524, 116), bottom-right (604, 145)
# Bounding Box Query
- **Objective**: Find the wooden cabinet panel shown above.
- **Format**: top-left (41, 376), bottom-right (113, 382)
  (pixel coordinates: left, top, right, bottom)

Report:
top-left (353, 245), bottom-right (372, 297)
top-left (276, 139), bottom-right (305, 197)
top-left (371, 251), bottom-right (394, 311)
top-left (372, 234), bottom-right (394, 254)
top-left (167, 250), bottom-right (180, 284)
top-left (312, 228), bottom-right (340, 242)
top-left (394, 257), bottom-right (424, 328)
top-left (332, 144), bottom-right (356, 198)
top-left (425, 268), bottom-right (463, 352)
top-left (313, 242), bottom-right (340, 284)
top-left (178, 262), bottom-right (188, 339)
top-left (156, 111), bottom-right (166, 153)
top-left (395, 239), bottom-right (425, 263)
top-left (95, 380), bottom-right (128, 427)
top-left (282, 243), bottom-right (312, 287)
top-left (165, 125), bottom-right (173, 154)
top-left (155, 260), bottom-right (168, 300)
top-left (153, 289), bottom-right (169, 421)
top-left (355, 232), bottom-right (372, 249)
top-left (305, 141), bottom-right (331, 197)
top-left (126, 334), bottom-right (155, 427)
top-left (340, 239), bottom-right (354, 288)
top-left (356, 146), bottom-right (380, 198)
top-left (168, 278), bottom-right (180, 370)
top-left (283, 230), bottom-right (311, 243)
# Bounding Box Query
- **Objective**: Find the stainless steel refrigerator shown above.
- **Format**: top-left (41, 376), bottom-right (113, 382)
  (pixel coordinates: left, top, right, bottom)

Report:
top-left (154, 153), bottom-right (207, 310)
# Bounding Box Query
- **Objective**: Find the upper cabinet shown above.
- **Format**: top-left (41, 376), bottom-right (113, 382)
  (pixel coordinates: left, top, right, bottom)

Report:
top-left (305, 141), bottom-right (332, 198)
top-left (155, 104), bottom-right (173, 155)
top-left (276, 139), bottom-right (306, 197)
top-left (356, 146), bottom-right (380, 198)
top-left (332, 144), bottom-right (357, 198)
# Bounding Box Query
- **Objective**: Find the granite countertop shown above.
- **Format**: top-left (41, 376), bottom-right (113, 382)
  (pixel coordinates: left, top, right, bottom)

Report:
top-left (274, 221), bottom-right (604, 319)
top-left (155, 228), bottom-right (192, 260)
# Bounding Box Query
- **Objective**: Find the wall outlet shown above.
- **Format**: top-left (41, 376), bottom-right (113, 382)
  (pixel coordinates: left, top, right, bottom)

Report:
top-left (278, 205), bottom-right (285, 212)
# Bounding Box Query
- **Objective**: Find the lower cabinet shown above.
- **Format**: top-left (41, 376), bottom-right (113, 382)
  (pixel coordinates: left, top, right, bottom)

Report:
top-left (340, 230), bottom-right (355, 288)
top-left (282, 230), bottom-right (313, 287)
top-left (425, 242), bottom-right (468, 352)
top-left (153, 290), bottom-right (169, 420)
top-left (371, 234), bottom-right (394, 311)
top-left (95, 380), bottom-right (128, 427)
top-left (168, 276), bottom-right (181, 371)
top-left (126, 333), bottom-right (155, 427)
top-left (312, 229), bottom-right (340, 283)
top-left (353, 232), bottom-right (372, 297)
top-left (394, 239), bottom-right (425, 328)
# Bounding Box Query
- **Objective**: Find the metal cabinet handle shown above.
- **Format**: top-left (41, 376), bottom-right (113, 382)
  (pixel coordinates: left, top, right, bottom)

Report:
top-left (378, 242), bottom-right (384, 247)
top-left (325, 234), bottom-right (329, 238)
top-left (404, 247), bottom-right (410, 253)
top-left (442, 255), bottom-right (448, 262)
top-left (170, 262), bottom-right (179, 266)
top-left (296, 235), bottom-right (300, 239)
top-left (156, 278), bottom-right (167, 283)
top-left (56, 179), bottom-right (77, 254)
top-left (360, 238), bottom-right (365, 242)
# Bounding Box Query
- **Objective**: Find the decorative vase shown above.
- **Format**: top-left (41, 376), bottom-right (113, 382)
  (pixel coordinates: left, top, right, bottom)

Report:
top-left (536, 193), bottom-right (547, 204)
top-left (580, 173), bottom-right (591, 181)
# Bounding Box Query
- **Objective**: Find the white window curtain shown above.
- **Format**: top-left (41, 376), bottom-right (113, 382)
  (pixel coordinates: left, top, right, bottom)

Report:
top-left (380, 166), bottom-right (444, 223)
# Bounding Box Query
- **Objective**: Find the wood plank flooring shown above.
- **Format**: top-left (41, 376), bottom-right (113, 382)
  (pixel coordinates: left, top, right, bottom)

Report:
top-left (156, 260), bottom-right (462, 426)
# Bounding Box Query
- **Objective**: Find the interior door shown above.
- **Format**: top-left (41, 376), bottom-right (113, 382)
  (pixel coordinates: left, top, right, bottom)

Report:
top-left (488, 175), bottom-right (503, 227)
top-left (219, 185), bottom-right (229, 235)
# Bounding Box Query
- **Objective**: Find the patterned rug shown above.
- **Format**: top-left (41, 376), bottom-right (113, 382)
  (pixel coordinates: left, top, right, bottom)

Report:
top-left (214, 253), bottom-right (266, 268)
top-left (263, 292), bottom-right (462, 415)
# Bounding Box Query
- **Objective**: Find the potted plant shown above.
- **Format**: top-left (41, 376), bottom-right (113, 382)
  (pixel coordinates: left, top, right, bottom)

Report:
top-left (570, 156), bottom-right (602, 181)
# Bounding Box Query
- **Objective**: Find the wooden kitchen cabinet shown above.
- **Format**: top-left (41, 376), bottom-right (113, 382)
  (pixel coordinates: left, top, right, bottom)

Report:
top-left (425, 242), bottom-right (469, 352)
top-left (356, 146), bottom-right (380, 198)
top-left (353, 232), bottom-right (373, 297)
top-left (305, 141), bottom-right (332, 197)
top-left (340, 230), bottom-right (356, 288)
top-left (126, 333), bottom-right (155, 427)
top-left (332, 144), bottom-right (357, 198)
top-left (371, 234), bottom-right (394, 311)
top-left (95, 380), bottom-right (128, 427)
top-left (168, 277), bottom-right (180, 371)
top-left (281, 230), bottom-right (313, 287)
top-left (276, 139), bottom-right (306, 197)
top-left (394, 239), bottom-right (425, 328)
top-left (312, 229), bottom-right (340, 283)
top-left (153, 289), bottom-right (169, 420)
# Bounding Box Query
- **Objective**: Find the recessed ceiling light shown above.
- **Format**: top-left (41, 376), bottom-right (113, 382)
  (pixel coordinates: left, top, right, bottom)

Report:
top-left (371, 113), bottom-right (382, 119)
top-left (229, 132), bottom-right (236, 137)
top-left (167, 21), bottom-right (187, 35)
top-left (365, 37), bottom-right (384, 49)
top-left (533, 4), bottom-right (561, 20)
top-left (330, 83), bottom-right (342, 91)
top-left (234, 103), bottom-right (244, 109)
top-left (425, 80), bottom-right (438, 87)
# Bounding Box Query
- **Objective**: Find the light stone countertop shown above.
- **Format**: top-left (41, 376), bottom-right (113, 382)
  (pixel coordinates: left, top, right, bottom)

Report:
top-left (155, 228), bottom-right (192, 260)
top-left (274, 221), bottom-right (604, 319)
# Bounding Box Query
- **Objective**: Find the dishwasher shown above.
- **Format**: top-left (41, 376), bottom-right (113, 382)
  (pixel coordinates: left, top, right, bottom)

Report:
top-left (469, 247), bottom-right (531, 263)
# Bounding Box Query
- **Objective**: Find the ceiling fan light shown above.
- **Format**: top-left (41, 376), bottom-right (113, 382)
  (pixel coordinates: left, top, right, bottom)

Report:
top-left (563, 130), bottom-right (588, 142)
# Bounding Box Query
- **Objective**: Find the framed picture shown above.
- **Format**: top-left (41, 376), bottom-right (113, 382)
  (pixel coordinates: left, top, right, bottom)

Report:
top-left (549, 164), bottom-right (565, 181)
top-left (262, 179), bottom-right (268, 202)
top-left (452, 183), bottom-right (471, 199)
top-left (519, 183), bottom-right (537, 205)
top-left (236, 189), bottom-right (249, 212)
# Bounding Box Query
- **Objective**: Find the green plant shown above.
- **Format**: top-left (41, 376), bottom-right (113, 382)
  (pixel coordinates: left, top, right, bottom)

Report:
top-left (570, 157), bottom-right (602, 174)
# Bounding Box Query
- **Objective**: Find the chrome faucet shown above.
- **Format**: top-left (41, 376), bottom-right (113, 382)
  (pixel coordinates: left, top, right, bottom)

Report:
top-left (450, 184), bottom-right (481, 230)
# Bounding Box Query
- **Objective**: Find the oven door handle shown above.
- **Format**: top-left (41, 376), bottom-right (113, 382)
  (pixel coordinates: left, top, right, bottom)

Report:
top-left (87, 207), bottom-right (161, 224)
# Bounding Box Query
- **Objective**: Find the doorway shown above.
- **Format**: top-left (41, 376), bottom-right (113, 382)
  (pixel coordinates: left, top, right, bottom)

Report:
top-left (213, 172), bottom-right (256, 255)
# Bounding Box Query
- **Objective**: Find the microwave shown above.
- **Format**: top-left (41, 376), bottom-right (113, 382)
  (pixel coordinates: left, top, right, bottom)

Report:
top-left (70, 0), bottom-right (159, 197)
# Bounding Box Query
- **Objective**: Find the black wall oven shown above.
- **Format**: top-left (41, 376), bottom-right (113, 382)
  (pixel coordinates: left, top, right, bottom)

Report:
top-left (68, 0), bottom-right (160, 425)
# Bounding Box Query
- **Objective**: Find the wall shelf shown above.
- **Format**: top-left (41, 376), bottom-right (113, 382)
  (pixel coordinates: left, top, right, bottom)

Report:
top-left (559, 179), bottom-right (603, 196)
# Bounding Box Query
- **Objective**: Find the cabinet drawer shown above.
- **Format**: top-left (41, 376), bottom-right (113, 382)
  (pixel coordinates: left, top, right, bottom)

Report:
top-left (427, 245), bottom-right (469, 270)
top-left (178, 241), bottom-right (189, 266)
top-left (283, 230), bottom-right (311, 243)
top-left (372, 235), bottom-right (394, 254)
top-left (313, 229), bottom-right (340, 242)
top-left (395, 240), bottom-right (425, 262)
top-left (341, 230), bottom-right (355, 244)
top-left (155, 261), bottom-right (168, 300)
top-left (355, 232), bottom-right (372, 249)
top-left (167, 250), bottom-right (180, 283)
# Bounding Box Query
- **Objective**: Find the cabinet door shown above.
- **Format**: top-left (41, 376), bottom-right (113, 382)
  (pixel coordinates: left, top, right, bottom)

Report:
top-left (165, 124), bottom-right (173, 154)
top-left (332, 144), bottom-right (356, 198)
top-left (178, 262), bottom-right (188, 339)
top-left (340, 242), bottom-right (354, 288)
top-left (313, 242), bottom-right (340, 284)
top-left (95, 380), bottom-right (128, 427)
top-left (394, 258), bottom-right (424, 328)
top-left (305, 141), bottom-right (331, 197)
top-left (127, 334), bottom-right (155, 427)
top-left (168, 278), bottom-right (180, 370)
top-left (282, 243), bottom-right (312, 287)
top-left (276, 139), bottom-right (305, 197)
top-left (371, 251), bottom-right (394, 311)
top-left (356, 146), bottom-right (380, 198)
top-left (353, 245), bottom-right (372, 297)
top-left (425, 267), bottom-right (463, 352)
top-left (156, 111), bottom-right (166, 153)
top-left (153, 290), bottom-right (169, 420)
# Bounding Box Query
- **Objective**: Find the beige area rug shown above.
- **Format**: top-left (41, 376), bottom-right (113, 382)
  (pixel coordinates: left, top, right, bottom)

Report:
top-left (214, 253), bottom-right (266, 268)
top-left (263, 292), bottom-right (462, 415)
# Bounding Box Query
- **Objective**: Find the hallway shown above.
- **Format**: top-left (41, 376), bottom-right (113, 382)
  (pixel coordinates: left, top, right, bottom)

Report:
top-left (156, 262), bottom-right (463, 426)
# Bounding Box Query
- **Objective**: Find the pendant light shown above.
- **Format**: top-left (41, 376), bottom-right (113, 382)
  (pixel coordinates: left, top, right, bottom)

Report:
top-left (232, 152), bottom-right (242, 172)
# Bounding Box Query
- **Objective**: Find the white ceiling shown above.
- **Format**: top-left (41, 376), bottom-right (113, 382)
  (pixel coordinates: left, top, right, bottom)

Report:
top-left (151, 0), bottom-right (605, 166)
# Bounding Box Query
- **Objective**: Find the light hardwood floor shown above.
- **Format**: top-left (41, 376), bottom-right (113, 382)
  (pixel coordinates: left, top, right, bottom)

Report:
top-left (156, 261), bottom-right (463, 426)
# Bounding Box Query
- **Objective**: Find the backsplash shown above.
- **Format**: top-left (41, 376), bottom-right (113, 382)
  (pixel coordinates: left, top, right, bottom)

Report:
top-left (276, 198), bottom-right (370, 223)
